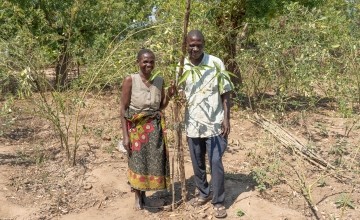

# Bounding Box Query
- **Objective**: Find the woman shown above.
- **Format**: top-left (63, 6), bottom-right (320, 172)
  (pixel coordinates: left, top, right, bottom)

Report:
top-left (120, 48), bottom-right (174, 210)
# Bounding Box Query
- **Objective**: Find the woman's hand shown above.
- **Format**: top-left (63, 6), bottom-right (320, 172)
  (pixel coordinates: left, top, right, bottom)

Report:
top-left (123, 135), bottom-right (131, 157)
top-left (167, 80), bottom-right (176, 98)
top-left (160, 80), bottom-right (177, 110)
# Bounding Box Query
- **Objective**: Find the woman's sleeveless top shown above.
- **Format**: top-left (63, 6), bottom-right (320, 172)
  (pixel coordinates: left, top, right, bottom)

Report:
top-left (129, 74), bottom-right (163, 112)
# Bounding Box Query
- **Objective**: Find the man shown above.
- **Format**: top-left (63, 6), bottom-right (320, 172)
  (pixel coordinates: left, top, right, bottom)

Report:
top-left (181, 30), bottom-right (232, 218)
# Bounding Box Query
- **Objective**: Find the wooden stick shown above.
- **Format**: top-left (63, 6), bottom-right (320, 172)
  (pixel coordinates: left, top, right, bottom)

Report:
top-left (251, 113), bottom-right (335, 170)
top-left (171, 154), bottom-right (175, 211)
top-left (173, 0), bottom-right (191, 205)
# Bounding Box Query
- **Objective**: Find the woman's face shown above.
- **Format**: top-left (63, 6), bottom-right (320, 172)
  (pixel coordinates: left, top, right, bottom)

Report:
top-left (138, 52), bottom-right (155, 75)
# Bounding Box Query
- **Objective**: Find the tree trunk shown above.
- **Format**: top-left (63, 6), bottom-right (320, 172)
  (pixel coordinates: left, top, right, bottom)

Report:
top-left (215, 4), bottom-right (246, 88)
top-left (55, 43), bottom-right (70, 90)
top-left (223, 30), bottom-right (243, 86)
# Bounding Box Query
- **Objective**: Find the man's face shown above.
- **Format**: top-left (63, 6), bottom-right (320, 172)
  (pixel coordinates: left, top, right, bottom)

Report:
top-left (187, 35), bottom-right (204, 61)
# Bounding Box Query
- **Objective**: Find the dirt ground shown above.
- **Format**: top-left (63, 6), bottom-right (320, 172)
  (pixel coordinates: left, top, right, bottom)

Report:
top-left (1, 92), bottom-right (359, 220)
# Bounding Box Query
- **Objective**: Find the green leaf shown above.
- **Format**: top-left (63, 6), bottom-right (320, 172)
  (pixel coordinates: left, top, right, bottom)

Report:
top-left (223, 70), bottom-right (237, 78)
top-left (219, 75), bottom-right (224, 93)
top-left (193, 67), bottom-right (202, 79)
top-left (149, 70), bottom-right (160, 81)
top-left (177, 69), bottom-right (191, 85)
top-left (213, 61), bottom-right (222, 73)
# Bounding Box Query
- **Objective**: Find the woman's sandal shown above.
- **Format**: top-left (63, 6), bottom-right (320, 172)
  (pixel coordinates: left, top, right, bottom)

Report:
top-left (189, 196), bottom-right (212, 207)
top-left (213, 205), bottom-right (227, 218)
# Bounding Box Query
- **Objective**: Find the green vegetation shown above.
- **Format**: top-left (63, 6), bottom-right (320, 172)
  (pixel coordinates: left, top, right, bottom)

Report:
top-left (1, 0), bottom-right (359, 185)
top-left (236, 209), bottom-right (246, 217)
top-left (1, 1), bottom-right (359, 218)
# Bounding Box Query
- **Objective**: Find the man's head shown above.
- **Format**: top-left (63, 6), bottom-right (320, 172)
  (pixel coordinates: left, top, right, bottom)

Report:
top-left (187, 30), bottom-right (205, 64)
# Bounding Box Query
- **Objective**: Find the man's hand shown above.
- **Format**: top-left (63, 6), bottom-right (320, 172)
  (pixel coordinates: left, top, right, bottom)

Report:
top-left (221, 119), bottom-right (230, 138)
top-left (220, 92), bottom-right (231, 139)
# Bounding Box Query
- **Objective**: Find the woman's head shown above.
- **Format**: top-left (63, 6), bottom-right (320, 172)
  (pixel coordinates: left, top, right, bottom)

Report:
top-left (137, 49), bottom-right (155, 76)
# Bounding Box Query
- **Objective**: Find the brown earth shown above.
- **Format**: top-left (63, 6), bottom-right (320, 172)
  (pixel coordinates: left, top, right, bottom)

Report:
top-left (0, 92), bottom-right (359, 220)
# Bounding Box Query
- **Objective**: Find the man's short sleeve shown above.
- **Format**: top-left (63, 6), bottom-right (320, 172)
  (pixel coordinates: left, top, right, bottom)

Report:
top-left (217, 60), bottom-right (233, 95)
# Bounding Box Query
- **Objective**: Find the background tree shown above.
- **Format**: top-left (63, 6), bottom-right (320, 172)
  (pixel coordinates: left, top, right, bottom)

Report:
top-left (0, 0), bottom-right (156, 165)
top-left (1, 0), bottom-right (359, 165)
top-left (0, 0), bottom-right (153, 91)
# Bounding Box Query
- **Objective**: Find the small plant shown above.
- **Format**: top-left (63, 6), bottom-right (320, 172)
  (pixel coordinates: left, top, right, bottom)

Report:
top-left (0, 97), bottom-right (15, 136)
top-left (33, 145), bottom-right (46, 165)
top-left (315, 123), bottom-right (329, 137)
top-left (329, 139), bottom-right (349, 168)
top-left (329, 139), bottom-right (349, 166)
top-left (93, 127), bottom-right (104, 137)
top-left (344, 117), bottom-right (360, 137)
top-left (334, 158), bottom-right (343, 167)
top-left (16, 150), bottom-right (30, 163)
top-left (335, 193), bottom-right (355, 209)
top-left (250, 168), bottom-right (268, 192)
top-left (236, 209), bottom-right (245, 217)
top-left (330, 144), bottom-right (347, 156)
top-left (316, 177), bottom-right (327, 187)
top-left (104, 143), bottom-right (116, 154)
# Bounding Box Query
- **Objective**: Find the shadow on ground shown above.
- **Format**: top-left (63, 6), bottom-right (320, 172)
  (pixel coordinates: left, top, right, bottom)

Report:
top-left (146, 172), bottom-right (256, 213)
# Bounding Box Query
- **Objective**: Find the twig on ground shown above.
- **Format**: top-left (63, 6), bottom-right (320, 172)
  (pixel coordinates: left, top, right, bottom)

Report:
top-left (252, 113), bottom-right (334, 170)
top-left (145, 198), bottom-right (183, 211)
top-left (251, 113), bottom-right (351, 182)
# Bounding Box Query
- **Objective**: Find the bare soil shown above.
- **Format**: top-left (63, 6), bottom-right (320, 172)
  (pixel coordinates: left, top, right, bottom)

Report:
top-left (1, 93), bottom-right (359, 220)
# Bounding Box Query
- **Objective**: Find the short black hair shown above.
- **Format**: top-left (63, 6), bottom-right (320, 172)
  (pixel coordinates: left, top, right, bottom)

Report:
top-left (187, 30), bottom-right (205, 42)
top-left (137, 48), bottom-right (155, 60)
